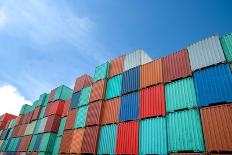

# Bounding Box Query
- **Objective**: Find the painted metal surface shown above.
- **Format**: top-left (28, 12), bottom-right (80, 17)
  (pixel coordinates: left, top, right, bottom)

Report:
top-left (64, 108), bottom-right (77, 130)
top-left (140, 58), bottom-right (163, 88)
top-left (200, 104), bottom-right (232, 152)
top-left (220, 33), bottom-right (232, 62)
top-left (108, 55), bottom-right (124, 78)
top-left (33, 134), bottom-right (43, 151)
top-left (70, 92), bottom-right (80, 109)
top-left (39, 106), bottom-right (46, 119)
top-left (33, 119), bottom-right (41, 134)
top-left (93, 62), bottom-right (109, 82)
top-left (167, 109), bottom-right (205, 152)
top-left (53, 85), bottom-right (73, 102)
top-left (18, 135), bottom-right (31, 151)
top-left (79, 86), bottom-right (91, 107)
top-left (70, 128), bottom-right (85, 153)
top-left (28, 135), bottom-right (37, 152)
top-left (74, 74), bottom-right (93, 93)
top-left (121, 66), bottom-right (140, 94)
top-left (124, 49), bottom-right (152, 71)
top-left (24, 121), bottom-right (37, 135)
top-left (194, 64), bottom-right (232, 106)
top-left (139, 117), bottom-right (167, 155)
top-left (38, 93), bottom-right (49, 107)
top-left (57, 117), bottom-right (66, 136)
top-left (105, 74), bottom-right (122, 99)
top-left (162, 49), bottom-right (192, 82)
top-left (116, 121), bottom-right (139, 154)
top-left (38, 133), bottom-right (57, 152)
top-left (165, 77), bottom-right (197, 112)
top-left (61, 99), bottom-right (71, 117)
top-left (85, 101), bottom-right (103, 126)
top-left (37, 117), bottom-right (48, 133)
top-left (187, 35), bottom-right (226, 71)
top-left (119, 92), bottom-right (139, 122)
top-left (74, 105), bottom-right (88, 128)
top-left (31, 106), bottom-right (41, 121)
top-left (59, 130), bottom-right (73, 153)
top-left (44, 115), bottom-right (61, 133)
top-left (89, 79), bottom-right (107, 103)
top-left (140, 84), bottom-right (166, 118)
top-left (98, 124), bottom-right (117, 154)
top-left (44, 100), bottom-right (64, 117)
top-left (52, 136), bottom-right (61, 155)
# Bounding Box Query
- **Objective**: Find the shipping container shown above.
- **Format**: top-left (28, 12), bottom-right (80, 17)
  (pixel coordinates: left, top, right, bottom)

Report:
top-left (31, 106), bottom-right (41, 121)
top-left (194, 64), bottom-right (232, 106)
top-left (170, 153), bottom-right (206, 155)
top-left (33, 134), bottom-right (43, 151)
top-left (140, 84), bottom-right (165, 118)
top-left (81, 126), bottom-right (100, 154)
top-left (38, 133), bottom-right (57, 152)
top-left (119, 92), bottom-right (139, 122)
top-left (61, 100), bottom-right (70, 117)
top-left (33, 119), bottom-right (41, 134)
top-left (24, 121), bottom-right (37, 135)
top-left (53, 85), bottom-right (73, 102)
top-left (139, 117), bottom-right (167, 155)
top-left (108, 55), bottom-right (124, 78)
top-left (93, 62), bottom-right (109, 82)
top-left (101, 97), bottom-right (120, 125)
top-left (105, 74), bottom-right (122, 99)
top-left (48, 89), bottom-right (56, 103)
top-left (18, 135), bottom-right (31, 152)
top-left (116, 121), bottom-right (139, 154)
top-left (17, 124), bottom-right (27, 137)
top-left (52, 136), bottom-right (62, 155)
top-left (121, 66), bottom-right (140, 94)
top-left (64, 109), bottom-right (77, 130)
top-left (78, 86), bottom-right (91, 107)
top-left (74, 105), bottom-right (88, 129)
top-left (200, 104), bottom-right (232, 152)
top-left (28, 135), bottom-right (37, 152)
top-left (37, 117), bottom-right (47, 134)
top-left (70, 92), bottom-right (80, 109)
top-left (124, 49), bottom-right (152, 71)
top-left (0, 114), bottom-right (16, 123)
top-left (57, 117), bottom-right (66, 136)
top-left (19, 104), bottom-right (31, 115)
top-left (44, 100), bottom-right (64, 117)
top-left (38, 107), bottom-right (46, 119)
top-left (98, 124), bottom-right (117, 154)
top-left (167, 109), bottom-right (205, 153)
top-left (85, 101), bottom-right (102, 126)
top-left (44, 115), bottom-right (61, 133)
top-left (140, 58), bottom-right (163, 89)
top-left (89, 79), bottom-right (107, 103)
top-left (220, 33), bottom-right (232, 62)
top-left (165, 77), bottom-right (197, 112)
top-left (38, 93), bottom-right (49, 107)
top-left (70, 128), bottom-right (85, 154)
top-left (73, 74), bottom-right (93, 93)
top-left (187, 35), bottom-right (226, 71)
top-left (59, 130), bottom-right (73, 153)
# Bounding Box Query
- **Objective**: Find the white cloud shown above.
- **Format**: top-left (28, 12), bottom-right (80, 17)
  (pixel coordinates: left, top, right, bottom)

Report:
top-left (0, 84), bottom-right (32, 116)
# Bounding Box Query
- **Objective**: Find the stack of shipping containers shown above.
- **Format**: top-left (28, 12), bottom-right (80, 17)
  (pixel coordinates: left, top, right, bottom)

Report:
top-left (0, 33), bottom-right (232, 155)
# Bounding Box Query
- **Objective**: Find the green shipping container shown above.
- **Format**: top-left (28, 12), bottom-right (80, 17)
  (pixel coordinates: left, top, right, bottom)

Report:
top-left (28, 135), bottom-right (37, 152)
top-left (52, 136), bottom-right (62, 155)
top-left (57, 117), bottom-right (67, 136)
top-left (39, 133), bottom-right (57, 152)
top-left (20, 104), bottom-right (32, 115)
top-left (74, 105), bottom-right (88, 128)
top-left (167, 109), bottom-right (205, 153)
top-left (1, 139), bottom-right (8, 151)
top-left (93, 62), bottom-right (109, 82)
top-left (52, 85), bottom-right (73, 102)
top-left (165, 77), bottom-right (197, 112)
top-left (105, 74), bottom-right (122, 100)
top-left (34, 119), bottom-right (42, 134)
top-left (31, 100), bottom-right (39, 110)
top-left (220, 33), bottom-right (232, 62)
top-left (39, 106), bottom-right (46, 119)
top-left (38, 93), bottom-right (49, 107)
top-left (7, 138), bottom-right (15, 151)
top-left (98, 124), bottom-right (117, 155)
top-left (79, 86), bottom-right (91, 107)
top-left (6, 129), bottom-right (13, 140)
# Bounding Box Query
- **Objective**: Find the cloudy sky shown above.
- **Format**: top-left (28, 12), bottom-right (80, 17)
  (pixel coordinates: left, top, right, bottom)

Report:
top-left (0, 0), bottom-right (232, 115)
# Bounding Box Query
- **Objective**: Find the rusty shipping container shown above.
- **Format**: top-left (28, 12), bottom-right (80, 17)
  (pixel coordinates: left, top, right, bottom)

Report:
top-left (162, 49), bottom-right (192, 83)
top-left (200, 104), bottom-right (232, 152)
top-left (59, 130), bottom-right (74, 153)
top-left (85, 101), bottom-right (103, 126)
top-left (64, 109), bottom-right (77, 130)
top-left (108, 55), bottom-right (124, 78)
top-left (70, 128), bottom-right (85, 154)
top-left (140, 58), bottom-right (163, 88)
top-left (89, 79), bottom-right (107, 103)
top-left (73, 74), bottom-right (93, 93)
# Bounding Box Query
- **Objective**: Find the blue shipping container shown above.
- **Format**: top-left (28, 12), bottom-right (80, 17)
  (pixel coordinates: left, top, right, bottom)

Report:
top-left (70, 92), bottom-right (80, 109)
top-left (33, 134), bottom-right (43, 151)
top-left (121, 66), bottom-right (140, 94)
top-left (194, 64), bottom-right (232, 106)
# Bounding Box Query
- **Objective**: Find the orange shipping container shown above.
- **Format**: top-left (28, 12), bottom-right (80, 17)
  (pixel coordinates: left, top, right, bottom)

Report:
top-left (18, 135), bottom-right (32, 151)
top-left (74, 74), bottom-right (93, 93)
top-left (64, 109), bottom-right (77, 130)
top-left (70, 128), bottom-right (85, 153)
top-left (59, 130), bottom-right (74, 153)
top-left (140, 58), bottom-right (163, 88)
top-left (85, 101), bottom-right (103, 126)
top-left (108, 56), bottom-right (124, 78)
top-left (89, 79), bottom-right (107, 103)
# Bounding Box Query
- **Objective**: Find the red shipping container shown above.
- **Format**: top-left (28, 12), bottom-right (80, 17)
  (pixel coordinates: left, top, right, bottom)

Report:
top-left (81, 126), bottom-right (100, 154)
top-left (44, 100), bottom-right (64, 117)
top-left (21, 114), bottom-right (27, 125)
top-left (4, 121), bottom-right (11, 130)
top-left (31, 106), bottom-right (41, 121)
top-left (74, 74), bottom-right (93, 93)
top-left (11, 125), bottom-right (20, 138)
top-left (18, 135), bottom-right (32, 151)
top-left (48, 88), bottom-right (56, 102)
top-left (15, 115), bottom-right (23, 126)
top-left (62, 100), bottom-right (71, 117)
top-left (17, 124), bottom-right (27, 137)
top-left (60, 130), bottom-right (74, 153)
top-left (44, 115), bottom-right (61, 133)
top-left (64, 109), bottom-right (77, 130)
top-left (162, 49), bottom-right (192, 83)
top-left (0, 113), bottom-right (16, 122)
top-left (108, 56), bottom-right (124, 78)
top-left (25, 111), bottom-right (34, 124)
top-left (0, 121), bottom-right (7, 130)
top-left (89, 79), bottom-right (107, 103)
top-left (140, 84), bottom-right (166, 118)
top-left (116, 121), bottom-right (139, 154)
top-left (85, 101), bottom-right (103, 126)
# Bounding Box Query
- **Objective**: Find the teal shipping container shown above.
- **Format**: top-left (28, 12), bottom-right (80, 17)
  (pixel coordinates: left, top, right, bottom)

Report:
top-left (98, 124), bottom-right (117, 154)
top-left (38, 133), bottom-right (57, 152)
top-left (53, 85), bottom-right (73, 102)
top-left (52, 136), bottom-right (62, 154)
top-left (57, 117), bottom-right (66, 136)
top-left (139, 117), bottom-right (167, 155)
top-left (28, 135), bottom-right (37, 152)
top-left (165, 77), bottom-right (197, 112)
top-left (105, 74), bottom-right (122, 100)
top-left (167, 109), bottom-right (205, 153)
top-left (74, 105), bottom-right (88, 128)
top-left (32, 100), bottom-right (39, 110)
top-left (19, 104), bottom-right (32, 115)
top-left (93, 62), bottom-right (109, 82)
top-left (38, 93), bottom-right (49, 107)
top-left (79, 86), bottom-right (91, 107)
top-left (220, 33), bottom-right (232, 62)
top-left (39, 106), bottom-right (46, 119)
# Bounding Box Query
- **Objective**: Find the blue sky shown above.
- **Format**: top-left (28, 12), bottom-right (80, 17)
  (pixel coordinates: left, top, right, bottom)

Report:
top-left (0, 0), bottom-right (232, 115)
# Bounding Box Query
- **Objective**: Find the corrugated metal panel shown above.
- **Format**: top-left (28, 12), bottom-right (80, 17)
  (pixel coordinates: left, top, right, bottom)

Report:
top-left (119, 92), bottom-right (139, 122)
top-left (44, 100), bottom-right (64, 117)
top-left (33, 134), bottom-right (43, 151)
top-left (101, 97), bottom-right (120, 125)
top-left (37, 117), bottom-right (48, 133)
top-left (52, 136), bottom-right (62, 155)
top-left (98, 124), bottom-right (117, 154)
top-left (170, 153), bottom-right (206, 155)
top-left (78, 86), bottom-right (91, 107)
top-left (24, 121), bottom-right (37, 135)
top-left (74, 105), bottom-right (88, 128)
top-left (89, 79), bottom-right (107, 103)
top-left (18, 135), bottom-right (31, 152)
top-left (165, 77), bottom-right (197, 112)
top-left (140, 84), bottom-right (166, 118)
top-left (124, 49), bottom-right (152, 71)
top-left (220, 33), bottom-right (232, 62)
top-left (38, 93), bottom-right (49, 107)
top-left (81, 126), bottom-right (100, 154)
top-left (116, 121), bottom-right (139, 154)
top-left (85, 101), bottom-right (102, 126)
top-left (162, 49), bottom-right (192, 82)
top-left (57, 117), bottom-right (66, 136)
top-left (39, 106), bottom-right (46, 119)
top-left (187, 35), bottom-right (226, 71)
top-left (33, 119), bottom-right (41, 134)
top-left (61, 99), bottom-right (71, 117)
top-left (200, 104), bottom-right (232, 152)
top-left (38, 133), bottom-right (57, 152)
top-left (70, 92), bottom-right (80, 109)
top-left (44, 115), bottom-right (61, 133)
top-left (194, 64), bottom-right (232, 107)
top-left (70, 128), bottom-right (85, 153)
top-left (140, 58), bottom-right (163, 88)
top-left (73, 74), bottom-right (93, 93)
top-left (64, 109), bottom-right (77, 130)
top-left (28, 135), bottom-right (37, 152)
top-left (17, 124), bottom-right (27, 137)
top-left (93, 62), bottom-right (109, 82)
top-left (108, 55), bottom-right (124, 78)
top-left (48, 88), bottom-right (56, 103)
top-left (167, 109), bottom-right (205, 152)
top-left (121, 66), bottom-right (140, 94)
top-left (53, 85), bottom-right (73, 102)
top-left (139, 117), bottom-right (167, 155)
top-left (59, 130), bottom-right (73, 153)
top-left (31, 106), bottom-right (41, 121)
top-left (105, 74), bottom-right (122, 99)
